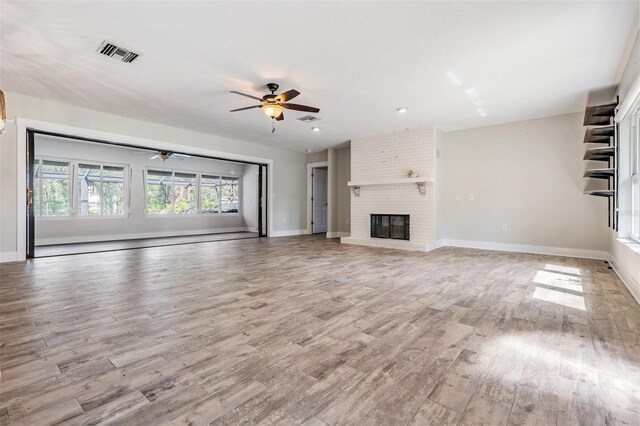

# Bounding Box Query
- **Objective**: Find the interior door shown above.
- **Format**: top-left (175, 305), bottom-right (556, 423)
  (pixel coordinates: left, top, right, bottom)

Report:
top-left (312, 168), bottom-right (328, 233)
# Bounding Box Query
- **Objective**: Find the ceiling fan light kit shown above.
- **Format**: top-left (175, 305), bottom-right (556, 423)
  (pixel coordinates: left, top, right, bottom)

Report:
top-left (229, 82), bottom-right (320, 133)
top-left (262, 104), bottom-right (283, 119)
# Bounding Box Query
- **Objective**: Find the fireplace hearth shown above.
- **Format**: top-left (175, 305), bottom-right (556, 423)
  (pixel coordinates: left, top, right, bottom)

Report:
top-left (370, 214), bottom-right (410, 240)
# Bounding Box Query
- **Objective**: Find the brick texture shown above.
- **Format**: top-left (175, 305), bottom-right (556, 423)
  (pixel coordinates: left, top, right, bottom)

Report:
top-left (349, 128), bottom-right (436, 249)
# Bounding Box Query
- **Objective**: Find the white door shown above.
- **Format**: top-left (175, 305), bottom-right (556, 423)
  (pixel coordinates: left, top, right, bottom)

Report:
top-left (312, 168), bottom-right (328, 233)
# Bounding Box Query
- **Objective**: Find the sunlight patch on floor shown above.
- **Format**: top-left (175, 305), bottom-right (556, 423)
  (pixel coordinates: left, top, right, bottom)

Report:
top-left (533, 270), bottom-right (584, 293)
top-left (533, 286), bottom-right (586, 311)
top-left (544, 264), bottom-right (582, 276)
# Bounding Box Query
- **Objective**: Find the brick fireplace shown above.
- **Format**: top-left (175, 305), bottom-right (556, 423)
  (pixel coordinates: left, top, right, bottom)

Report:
top-left (341, 128), bottom-right (441, 252)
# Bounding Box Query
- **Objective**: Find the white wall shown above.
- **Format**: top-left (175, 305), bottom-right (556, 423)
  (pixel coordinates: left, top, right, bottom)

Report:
top-left (335, 147), bottom-right (351, 235)
top-left (0, 91), bottom-right (306, 260)
top-left (242, 164), bottom-right (259, 232)
top-left (438, 112), bottom-right (610, 256)
top-left (34, 135), bottom-right (255, 245)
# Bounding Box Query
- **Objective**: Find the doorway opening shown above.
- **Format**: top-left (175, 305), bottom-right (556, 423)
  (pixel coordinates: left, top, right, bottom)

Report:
top-left (311, 166), bottom-right (328, 234)
top-left (26, 130), bottom-right (268, 258)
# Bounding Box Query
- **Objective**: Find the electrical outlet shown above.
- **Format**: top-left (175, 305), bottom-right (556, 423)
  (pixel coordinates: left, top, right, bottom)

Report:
top-left (455, 194), bottom-right (461, 201)
top-left (468, 194), bottom-right (474, 201)
top-left (501, 224), bottom-right (508, 232)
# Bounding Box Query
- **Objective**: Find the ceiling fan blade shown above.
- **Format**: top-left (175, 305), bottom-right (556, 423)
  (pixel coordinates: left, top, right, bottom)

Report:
top-left (275, 112), bottom-right (284, 121)
top-left (150, 155), bottom-right (159, 160)
top-left (230, 91), bottom-right (264, 102)
top-left (173, 153), bottom-right (191, 158)
top-left (276, 89), bottom-right (300, 103)
top-left (230, 105), bottom-right (262, 112)
top-left (282, 103), bottom-right (320, 113)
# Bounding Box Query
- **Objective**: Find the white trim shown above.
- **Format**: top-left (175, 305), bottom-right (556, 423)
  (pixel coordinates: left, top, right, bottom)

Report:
top-left (35, 227), bottom-right (252, 246)
top-left (439, 239), bottom-right (609, 260)
top-left (306, 161), bottom-right (328, 235)
top-left (270, 229), bottom-right (307, 237)
top-left (16, 118), bottom-right (274, 261)
top-left (615, 72), bottom-right (640, 122)
top-left (607, 254), bottom-right (640, 305)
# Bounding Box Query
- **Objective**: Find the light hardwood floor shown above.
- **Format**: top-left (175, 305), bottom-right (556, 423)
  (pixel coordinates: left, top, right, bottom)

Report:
top-left (1, 235), bottom-right (639, 425)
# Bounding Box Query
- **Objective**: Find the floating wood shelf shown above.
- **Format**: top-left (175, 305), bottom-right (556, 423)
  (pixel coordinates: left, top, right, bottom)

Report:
top-left (584, 125), bottom-right (615, 143)
top-left (583, 168), bottom-right (615, 179)
top-left (583, 103), bottom-right (617, 126)
top-left (582, 99), bottom-right (618, 229)
top-left (348, 177), bottom-right (433, 196)
top-left (583, 146), bottom-right (615, 161)
top-left (584, 190), bottom-right (615, 197)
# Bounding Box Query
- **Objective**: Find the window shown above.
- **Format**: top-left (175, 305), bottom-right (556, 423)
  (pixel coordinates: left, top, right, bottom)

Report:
top-left (632, 109), bottom-right (640, 242)
top-left (200, 175), bottom-right (220, 213)
top-left (77, 163), bottom-right (125, 216)
top-left (221, 177), bottom-right (239, 213)
top-left (146, 170), bottom-right (173, 214)
top-left (146, 170), bottom-right (239, 215)
top-left (174, 172), bottom-right (197, 214)
top-left (34, 159), bottom-right (70, 217)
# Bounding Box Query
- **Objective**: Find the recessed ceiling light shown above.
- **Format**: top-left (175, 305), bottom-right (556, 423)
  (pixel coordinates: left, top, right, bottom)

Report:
top-left (312, 127), bottom-right (321, 132)
top-left (396, 107), bottom-right (408, 113)
top-left (306, 149), bottom-right (312, 153)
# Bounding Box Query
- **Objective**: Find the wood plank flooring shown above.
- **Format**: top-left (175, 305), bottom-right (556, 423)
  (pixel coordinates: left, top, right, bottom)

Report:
top-left (1, 235), bottom-right (639, 425)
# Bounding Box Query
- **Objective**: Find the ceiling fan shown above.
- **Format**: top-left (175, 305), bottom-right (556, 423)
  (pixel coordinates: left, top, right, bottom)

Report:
top-left (148, 151), bottom-right (190, 161)
top-left (230, 83), bottom-right (320, 132)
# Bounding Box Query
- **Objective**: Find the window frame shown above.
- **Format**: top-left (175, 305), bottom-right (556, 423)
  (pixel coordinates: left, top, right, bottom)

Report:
top-left (630, 106), bottom-right (640, 243)
top-left (33, 156), bottom-right (72, 219)
top-left (76, 160), bottom-right (128, 218)
top-left (34, 156), bottom-right (129, 220)
top-left (144, 167), bottom-right (240, 217)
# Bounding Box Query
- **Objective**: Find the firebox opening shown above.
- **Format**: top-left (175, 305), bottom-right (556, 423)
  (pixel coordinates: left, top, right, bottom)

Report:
top-left (370, 214), bottom-right (410, 240)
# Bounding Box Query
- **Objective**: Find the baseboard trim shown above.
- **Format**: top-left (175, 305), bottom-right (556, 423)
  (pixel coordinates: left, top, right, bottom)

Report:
top-left (0, 252), bottom-right (20, 263)
top-left (439, 239), bottom-right (609, 260)
top-left (36, 227), bottom-right (252, 246)
top-left (608, 255), bottom-right (640, 305)
top-left (270, 229), bottom-right (307, 237)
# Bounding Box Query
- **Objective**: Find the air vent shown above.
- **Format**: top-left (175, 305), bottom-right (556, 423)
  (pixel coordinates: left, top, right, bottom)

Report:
top-left (97, 40), bottom-right (141, 63)
top-left (297, 115), bottom-right (320, 123)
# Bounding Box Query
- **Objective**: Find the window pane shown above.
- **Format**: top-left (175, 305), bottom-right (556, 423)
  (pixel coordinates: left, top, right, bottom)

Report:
top-left (201, 175), bottom-right (220, 213)
top-left (633, 178), bottom-right (640, 238)
top-left (33, 161), bottom-right (41, 216)
top-left (103, 166), bottom-right (125, 215)
top-left (221, 177), bottom-right (239, 213)
top-left (174, 172), bottom-right (196, 214)
top-left (147, 170), bottom-right (173, 214)
top-left (41, 160), bottom-right (70, 216)
top-left (78, 164), bottom-right (101, 216)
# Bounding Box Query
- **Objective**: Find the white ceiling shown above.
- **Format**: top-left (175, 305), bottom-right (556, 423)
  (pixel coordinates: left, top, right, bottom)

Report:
top-left (1, 1), bottom-right (638, 152)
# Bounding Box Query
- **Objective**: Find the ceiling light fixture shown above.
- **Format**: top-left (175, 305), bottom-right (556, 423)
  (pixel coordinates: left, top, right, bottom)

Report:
top-left (262, 104), bottom-right (283, 119)
top-left (312, 127), bottom-right (321, 132)
top-left (396, 107), bottom-right (408, 113)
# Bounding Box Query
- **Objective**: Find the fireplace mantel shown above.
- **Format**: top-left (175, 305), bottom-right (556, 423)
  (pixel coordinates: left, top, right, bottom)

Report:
top-left (347, 177), bottom-right (432, 196)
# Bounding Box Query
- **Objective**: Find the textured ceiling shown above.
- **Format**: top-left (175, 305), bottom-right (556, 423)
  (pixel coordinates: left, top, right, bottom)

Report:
top-left (1, 1), bottom-right (638, 152)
